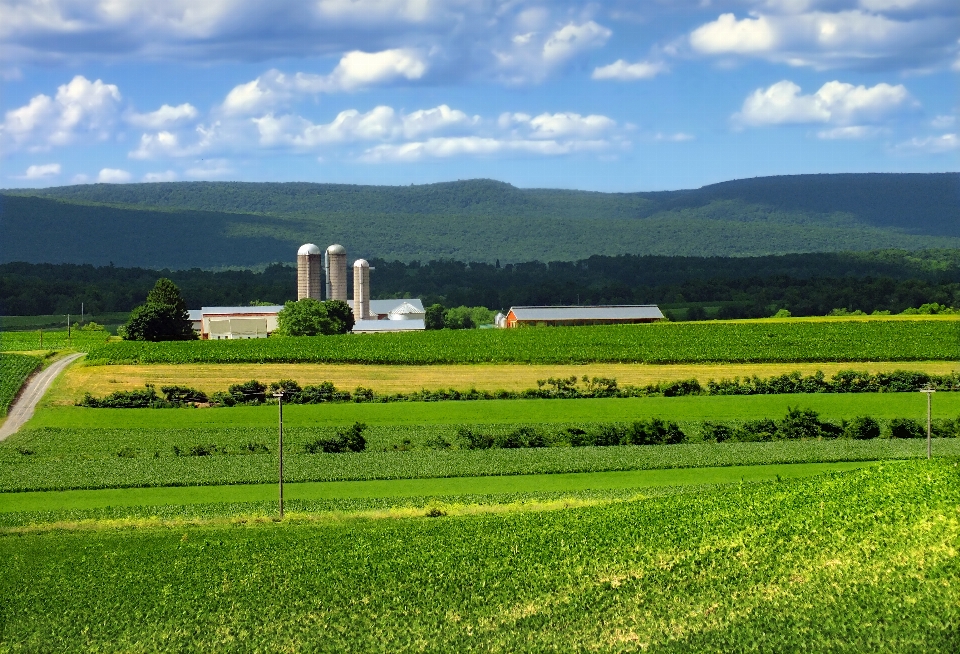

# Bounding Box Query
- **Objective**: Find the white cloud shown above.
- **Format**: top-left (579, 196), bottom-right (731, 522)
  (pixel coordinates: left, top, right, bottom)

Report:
top-left (689, 10), bottom-right (957, 69)
top-left (143, 170), bottom-right (178, 182)
top-left (126, 103), bottom-right (198, 129)
top-left (652, 132), bottom-right (695, 142)
top-left (401, 105), bottom-right (479, 139)
top-left (15, 163), bottom-right (62, 179)
top-left (931, 114), bottom-right (956, 129)
top-left (816, 125), bottom-right (883, 139)
top-left (222, 49), bottom-right (428, 115)
top-left (895, 133), bottom-right (959, 153)
top-left (1, 75), bottom-right (121, 150)
top-left (542, 22), bottom-right (612, 65)
top-left (128, 130), bottom-right (197, 159)
top-left (361, 136), bottom-right (609, 162)
top-left (185, 159), bottom-right (234, 179)
top-left (71, 173), bottom-right (90, 184)
top-left (592, 59), bottom-right (667, 81)
top-left (97, 168), bottom-right (132, 183)
top-left (495, 21), bottom-right (612, 84)
top-left (734, 79), bottom-right (912, 126)
top-left (505, 112), bottom-right (617, 139)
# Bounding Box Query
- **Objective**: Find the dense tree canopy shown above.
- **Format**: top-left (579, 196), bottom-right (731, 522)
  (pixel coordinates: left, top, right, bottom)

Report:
top-left (123, 278), bottom-right (196, 341)
top-left (276, 299), bottom-right (354, 336)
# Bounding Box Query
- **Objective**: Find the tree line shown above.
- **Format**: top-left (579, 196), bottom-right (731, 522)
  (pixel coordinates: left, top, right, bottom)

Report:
top-left (5, 250), bottom-right (960, 318)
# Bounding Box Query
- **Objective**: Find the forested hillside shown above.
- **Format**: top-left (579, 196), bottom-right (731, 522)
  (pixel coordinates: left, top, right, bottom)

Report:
top-left (6, 250), bottom-right (960, 318)
top-left (3, 174), bottom-right (959, 267)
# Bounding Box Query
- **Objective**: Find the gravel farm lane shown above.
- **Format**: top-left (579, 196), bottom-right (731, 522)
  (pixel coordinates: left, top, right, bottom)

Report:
top-left (0, 353), bottom-right (84, 441)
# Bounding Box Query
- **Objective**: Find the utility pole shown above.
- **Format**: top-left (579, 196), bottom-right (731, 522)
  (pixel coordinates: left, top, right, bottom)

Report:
top-left (921, 386), bottom-right (935, 460)
top-left (273, 391), bottom-right (285, 518)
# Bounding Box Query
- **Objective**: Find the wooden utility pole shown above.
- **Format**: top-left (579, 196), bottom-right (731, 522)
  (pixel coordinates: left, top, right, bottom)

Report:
top-left (921, 387), bottom-right (935, 459)
top-left (274, 391), bottom-right (285, 518)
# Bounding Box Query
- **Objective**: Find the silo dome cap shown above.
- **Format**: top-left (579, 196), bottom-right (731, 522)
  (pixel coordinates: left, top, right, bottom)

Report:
top-left (326, 244), bottom-right (346, 254)
top-left (298, 243), bottom-right (321, 255)
top-left (353, 259), bottom-right (370, 268)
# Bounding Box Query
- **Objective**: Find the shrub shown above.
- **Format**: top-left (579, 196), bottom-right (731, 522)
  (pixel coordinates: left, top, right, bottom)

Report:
top-left (456, 427), bottom-right (495, 450)
top-left (660, 379), bottom-right (701, 397)
top-left (160, 385), bottom-right (208, 404)
top-left (778, 407), bottom-right (826, 440)
top-left (843, 416), bottom-right (881, 440)
top-left (625, 419), bottom-right (685, 445)
top-left (305, 423), bottom-right (367, 453)
top-left (701, 422), bottom-right (734, 443)
top-left (735, 419), bottom-right (778, 442)
top-left (228, 380), bottom-right (266, 404)
top-left (565, 427), bottom-right (590, 447)
top-left (590, 424), bottom-right (626, 447)
top-left (77, 385), bottom-right (161, 408)
top-left (210, 391), bottom-right (235, 407)
top-left (269, 379), bottom-right (302, 399)
top-left (889, 418), bottom-right (925, 439)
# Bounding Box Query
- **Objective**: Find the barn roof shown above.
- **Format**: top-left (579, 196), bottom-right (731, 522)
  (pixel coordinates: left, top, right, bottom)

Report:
top-left (508, 305), bottom-right (663, 321)
top-left (352, 319), bottom-right (425, 333)
top-left (347, 298), bottom-right (424, 314)
top-left (201, 306), bottom-right (285, 315)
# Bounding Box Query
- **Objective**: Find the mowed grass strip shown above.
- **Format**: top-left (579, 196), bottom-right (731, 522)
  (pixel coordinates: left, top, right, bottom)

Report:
top-left (2, 460), bottom-right (958, 651)
top-left (30, 392), bottom-right (960, 429)
top-left (0, 461), bottom-right (870, 513)
top-left (51, 360), bottom-right (960, 404)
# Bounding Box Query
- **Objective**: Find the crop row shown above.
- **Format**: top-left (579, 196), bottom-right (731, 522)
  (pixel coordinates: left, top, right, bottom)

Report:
top-left (83, 319), bottom-right (960, 365)
top-left (0, 330), bottom-right (110, 353)
top-left (3, 425), bottom-right (958, 491)
top-left (0, 353), bottom-right (41, 415)
top-left (3, 461), bottom-right (959, 651)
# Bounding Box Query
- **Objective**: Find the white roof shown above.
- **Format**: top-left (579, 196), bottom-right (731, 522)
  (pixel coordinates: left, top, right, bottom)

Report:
top-left (201, 306), bottom-right (285, 315)
top-left (298, 243), bottom-right (321, 256)
top-left (353, 258), bottom-right (369, 268)
top-left (509, 305), bottom-right (663, 321)
top-left (347, 298), bottom-right (424, 314)
top-left (353, 319), bottom-right (425, 333)
top-left (188, 309), bottom-right (202, 321)
top-left (389, 301), bottom-right (424, 316)
top-left (326, 244), bottom-right (346, 254)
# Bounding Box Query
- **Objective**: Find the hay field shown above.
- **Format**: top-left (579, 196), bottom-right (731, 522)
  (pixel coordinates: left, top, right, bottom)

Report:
top-left (50, 360), bottom-right (960, 405)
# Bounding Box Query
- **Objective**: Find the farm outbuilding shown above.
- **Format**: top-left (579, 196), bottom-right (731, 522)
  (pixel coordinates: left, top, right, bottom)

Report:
top-left (502, 305), bottom-right (663, 328)
top-left (198, 306), bottom-right (284, 339)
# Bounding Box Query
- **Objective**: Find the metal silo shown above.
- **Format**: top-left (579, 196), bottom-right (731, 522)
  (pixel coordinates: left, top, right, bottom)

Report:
top-left (296, 244), bottom-right (322, 300)
top-left (353, 259), bottom-right (371, 320)
top-left (326, 244), bottom-right (347, 301)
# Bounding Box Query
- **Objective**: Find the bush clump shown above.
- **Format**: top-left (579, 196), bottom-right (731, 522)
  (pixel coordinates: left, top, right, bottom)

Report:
top-left (305, 423), bottom-right (367, 454)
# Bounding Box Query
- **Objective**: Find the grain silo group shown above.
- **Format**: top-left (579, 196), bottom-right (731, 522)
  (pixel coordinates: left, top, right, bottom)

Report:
top-left (297, 243), bottom-right (425, 332)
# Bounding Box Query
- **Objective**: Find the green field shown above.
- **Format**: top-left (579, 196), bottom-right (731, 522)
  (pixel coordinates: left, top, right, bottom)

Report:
top-left (0, 329), bottom-right (110, 352)
top-left (83, 318), bottom-right (960, 365)
top-left (0, 462), bottom-right (869, 514)
top-left (0, 353), bottom-right (41, 415)
top-left (3, 460), bottom-right (958, 651)
top-left (32, 392), bottom-right (960, 428)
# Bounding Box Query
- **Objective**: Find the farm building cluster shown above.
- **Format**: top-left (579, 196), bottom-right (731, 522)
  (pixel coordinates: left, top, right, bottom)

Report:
top-left (190, 244), bottom-right (662, 338)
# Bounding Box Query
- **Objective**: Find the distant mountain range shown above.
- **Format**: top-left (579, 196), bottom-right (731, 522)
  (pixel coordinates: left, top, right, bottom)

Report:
top-left (2, 173), bottom-right (959, 269)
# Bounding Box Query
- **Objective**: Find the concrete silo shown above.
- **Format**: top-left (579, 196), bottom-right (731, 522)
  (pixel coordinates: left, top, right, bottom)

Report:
top-left (353, 259), bottom-right (371, 320)
top-left (325, 244), bottom-right (347, 301)
top-left (296, 244), bottom-right (322, 300)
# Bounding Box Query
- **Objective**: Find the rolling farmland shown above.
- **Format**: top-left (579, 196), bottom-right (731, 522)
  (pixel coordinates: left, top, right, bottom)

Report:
top-left (3, 461), bottom-right (958, 651)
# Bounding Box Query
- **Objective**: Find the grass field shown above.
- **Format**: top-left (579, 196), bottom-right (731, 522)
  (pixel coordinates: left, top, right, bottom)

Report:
top-left (0, 461), bottom-right (870, 514)
top-left (83, 317), bottom-right (960, 365)
top-left (0, 329), bottom-right (110, 352)
top-left (30, 392), bottom-right (960, 428)
top-left (2, 460), bottom-right (957, 651)
top-left (51, 360), bottom-right (960, 403)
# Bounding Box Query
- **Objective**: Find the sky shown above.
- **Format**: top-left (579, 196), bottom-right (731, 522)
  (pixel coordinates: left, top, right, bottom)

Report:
top-left (1, 0), bottom-right (958, 192)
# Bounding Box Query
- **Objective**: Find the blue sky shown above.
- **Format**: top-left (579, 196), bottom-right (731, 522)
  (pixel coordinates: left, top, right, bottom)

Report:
top-left (2, 0), bottom-right (958, 192)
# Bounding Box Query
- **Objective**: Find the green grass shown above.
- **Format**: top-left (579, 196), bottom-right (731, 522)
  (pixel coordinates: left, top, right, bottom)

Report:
top-left (0, 461), bottom-right (871, 513)
top-left (0, 353), bottom-right (41, 415)
top-left (30, 392), bottom-right (960, 428)
top-left (83, 318), bottom-right (960, 365)
top-left (0, 329), bottom-right (110, 352)
top-left (2, 460), bottom-right (958, 651)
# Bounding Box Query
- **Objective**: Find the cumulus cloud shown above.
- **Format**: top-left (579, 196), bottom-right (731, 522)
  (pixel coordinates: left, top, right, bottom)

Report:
top-left (496, 21), bottom-right (612, 84)
top-left (128, 130), bottom-right (196, 159)
top-left (97, 168), bottom-right (132, 183)
top-left (126, 103), bottom-right (198, 129)
top-left (689, 10), bottom-right (957, 69)
top-left (499, 112), bottom-right (617, 139)
top-left (734, 79), bottom-right (912, 126)
top-left (816, 125), bottom-right (884, 139)
top-left (895, 132), bottom-right (959, 153)
top-left (143, 170), bottom-right (178, 182)
top-left (222, 49), bottom-right (428, 115)
top-left (592, 59), bottom-right (667, 81)
top-left (15, 163), bottom-right (62, 179)
top-left (1, 75), bottom-right (121, 151)
top-left (361, 137), bottom-right (609, 162)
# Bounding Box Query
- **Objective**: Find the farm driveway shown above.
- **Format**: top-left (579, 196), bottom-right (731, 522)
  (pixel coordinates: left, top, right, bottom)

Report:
top-left (0, 353), bottom-right (83, 440)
